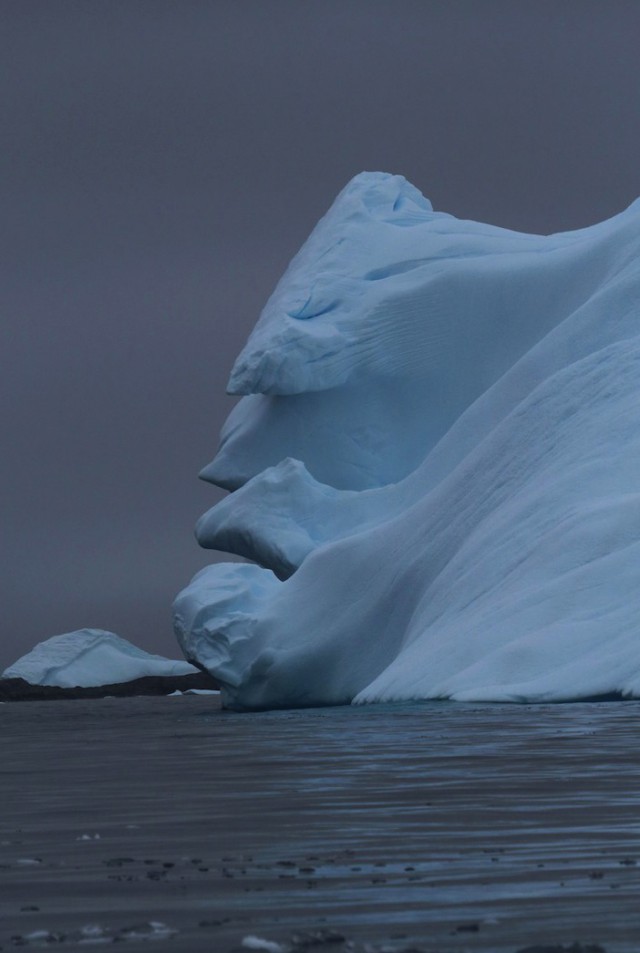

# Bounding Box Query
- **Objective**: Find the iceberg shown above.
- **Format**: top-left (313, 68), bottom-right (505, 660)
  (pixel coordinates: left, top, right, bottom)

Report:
top-left (3, 629), bottom-right (198, 689)
top-left (174, 172), bottom-right (640, 710)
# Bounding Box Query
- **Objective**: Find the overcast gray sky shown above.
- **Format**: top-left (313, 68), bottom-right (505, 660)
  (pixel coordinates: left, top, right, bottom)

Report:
top-left (2, 0), bottom-right (640, 669)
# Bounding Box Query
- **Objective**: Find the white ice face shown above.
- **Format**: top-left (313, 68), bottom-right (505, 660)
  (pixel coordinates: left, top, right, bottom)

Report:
top-left (174, 172), bottom-right (640, 710)
top-left (200, 173), bottom-right (592, 493)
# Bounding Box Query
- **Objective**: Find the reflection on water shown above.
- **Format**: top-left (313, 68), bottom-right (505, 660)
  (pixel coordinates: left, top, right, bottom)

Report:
top-left (2, 697), bottom-right (640, 952)
top-left (197, 700), bottom-right (640, 950)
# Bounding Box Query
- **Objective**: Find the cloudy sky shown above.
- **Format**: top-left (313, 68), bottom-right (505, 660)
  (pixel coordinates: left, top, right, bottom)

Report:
top-left (2, 0), bottom-right (640, 669)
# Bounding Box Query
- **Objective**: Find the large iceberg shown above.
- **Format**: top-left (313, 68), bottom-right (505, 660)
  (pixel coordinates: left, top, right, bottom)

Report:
top-left (174, 172), bottom-right (640, 710)
top-left (3, 629), bottom-right (198, 688)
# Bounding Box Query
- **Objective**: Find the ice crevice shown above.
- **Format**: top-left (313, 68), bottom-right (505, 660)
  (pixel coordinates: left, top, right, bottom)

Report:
top-left (174, 170), bottom-right (640, 710)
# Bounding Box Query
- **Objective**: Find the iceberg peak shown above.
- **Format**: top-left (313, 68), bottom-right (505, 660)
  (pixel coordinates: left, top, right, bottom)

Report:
top-left (226, 172), bottom-right (436, 398)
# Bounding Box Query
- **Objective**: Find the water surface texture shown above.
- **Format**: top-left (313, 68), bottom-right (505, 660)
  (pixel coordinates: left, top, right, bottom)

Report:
top-left (2, 697), bottom-right (639, 951)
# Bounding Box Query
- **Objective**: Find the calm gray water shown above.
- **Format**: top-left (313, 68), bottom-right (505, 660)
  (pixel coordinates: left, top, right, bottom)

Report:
top-left (1, 696), bottom-right (639, 952)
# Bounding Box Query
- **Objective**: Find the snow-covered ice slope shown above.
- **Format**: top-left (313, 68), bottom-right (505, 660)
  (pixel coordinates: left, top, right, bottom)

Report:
top-left (3, 629), bottom-right (198, 688)
top-left (174, 172), bottom-right (640, 710)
